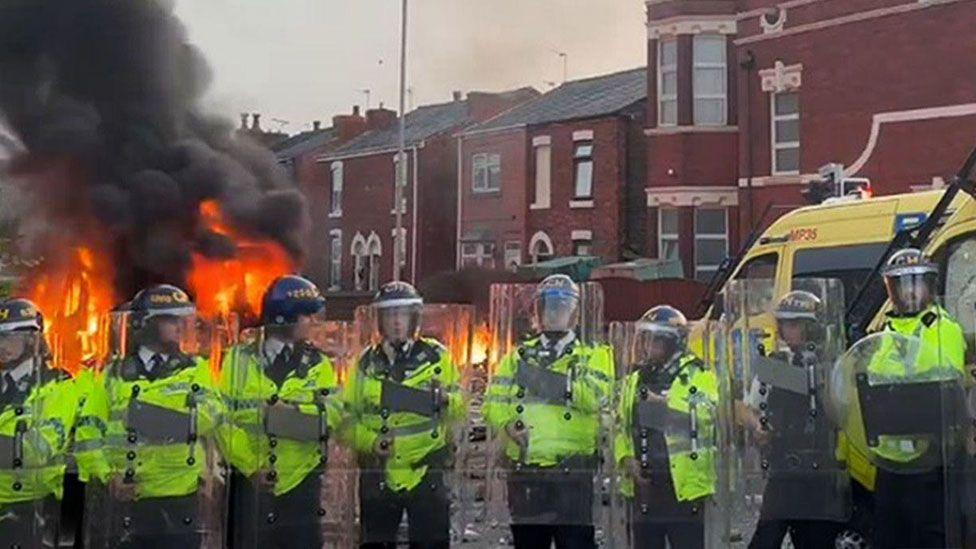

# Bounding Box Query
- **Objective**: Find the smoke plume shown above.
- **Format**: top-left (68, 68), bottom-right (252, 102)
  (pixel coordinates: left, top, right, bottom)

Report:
top-left (0, 0), bottom-right (308, 300)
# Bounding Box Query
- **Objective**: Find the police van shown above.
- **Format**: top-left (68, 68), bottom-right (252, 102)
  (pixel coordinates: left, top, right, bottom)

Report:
top-left (696, 183), bottom-right (976, 491)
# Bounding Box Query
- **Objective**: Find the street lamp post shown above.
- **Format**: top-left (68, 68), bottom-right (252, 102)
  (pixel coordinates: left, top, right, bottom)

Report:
top-left (394, 0), bottom-right (408, 282)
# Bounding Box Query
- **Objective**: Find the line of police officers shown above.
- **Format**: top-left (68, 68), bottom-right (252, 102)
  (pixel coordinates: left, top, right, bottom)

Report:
top-left (0, 247), bottom-right (970, 548)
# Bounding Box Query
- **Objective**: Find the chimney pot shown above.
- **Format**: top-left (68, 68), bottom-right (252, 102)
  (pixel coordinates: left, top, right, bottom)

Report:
top-left (251, 113), bottom-right (262, 131)
top-left (240, 113), bottom-right (249, 130)
top-left (353, 105), bottom-right (361, 116)
top-left (313, 120), bottom-right (321, 131)
top-left (453, 91), bottom-right (463, 102)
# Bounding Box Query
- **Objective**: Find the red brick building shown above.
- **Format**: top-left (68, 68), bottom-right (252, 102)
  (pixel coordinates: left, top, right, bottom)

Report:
top-left (313, 89), bottom-right (537, 297)
top-left (644, 0), bottom-right (976, 281)
top-left (273, 108), bottom-right (368, 287)
top-left (456, 68), bottom-right (647, 271)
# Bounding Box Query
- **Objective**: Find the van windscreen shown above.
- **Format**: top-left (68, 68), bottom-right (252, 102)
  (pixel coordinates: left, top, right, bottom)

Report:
top-left (792, 243), bottom-right (888, 308)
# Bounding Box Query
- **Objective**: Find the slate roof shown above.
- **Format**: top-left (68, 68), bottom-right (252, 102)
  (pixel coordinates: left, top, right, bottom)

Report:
top-left (465, 67), bottom-right (646, 134)
top-left (273, 127), bottom-right (337, 160)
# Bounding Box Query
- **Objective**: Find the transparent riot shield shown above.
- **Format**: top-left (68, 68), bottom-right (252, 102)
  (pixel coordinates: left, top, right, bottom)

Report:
top-left (0, 333), bottom-right (64, 548)
top-left (308, 320), bottom-right (360, 547)
top-left (346, 302), bottom-right (470, 547)
top-left (222, 322), bottom-right (348, 548)
top-left (832, 300), bottom-right (969, 548)
top-left (83, 312), bottom-right (228, 547)
top-left (608, 314), bottom-right (722, 549)
top-left (482, 281), bottom-right (613, 546)
top-left (719, 279), bottom-right (851, 549)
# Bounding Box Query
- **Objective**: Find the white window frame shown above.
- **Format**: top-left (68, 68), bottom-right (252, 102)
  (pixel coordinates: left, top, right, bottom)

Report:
top-left (472, 152), bottom-right (501, 193)
top-left (573, 141), bottom-right (594, 200)
top-left (351, 234), bottom-right (367, 291)
top-left (529, 231), bottom-right (555, 263)
top-left (367, 233), bottom-right (382, 292)
top-left (693, 208), bottom-right (728, 282)
top-left (771, 91), bottom-right (801, 175)
top-left (693, 34), bottom-right (728, 126)
top-left (658, 207), bottom-right (680, 262)
top-left (329, 161), bottom-right (343, 217)
top-left (657, 38), bottom-right (678, 127)
top-left (503, 240), bottom-right (522, 272)
top-left (531, 138), bottom-right (551, 209)
top-left (460, 242), bottom-right (495, 269)
top-left (329, 230), bottom-right (342, 291)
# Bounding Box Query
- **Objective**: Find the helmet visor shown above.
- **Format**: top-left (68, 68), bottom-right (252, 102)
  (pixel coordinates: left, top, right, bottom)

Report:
top-left (633, 322), bottom-right (683, 367)
top-left (534, 292), bottom-right (579, 333)
top-left (885, 272), bottom-right (937, 315)
top-left (377, 304), bottom-right (422, 344)
top-left (0, 332), bottom-right (37, 366)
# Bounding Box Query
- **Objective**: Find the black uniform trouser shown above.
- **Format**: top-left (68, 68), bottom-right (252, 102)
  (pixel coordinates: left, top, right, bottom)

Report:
top-left (510, 524), bottom-right (596, 549)
top-left (0, 495), bottom-right (60, 549)
top-left (629, 474), bottom-right (703, 549)
top-left (749, 519), bottom-right (843, 549)
top-left (507, 465), bottom-right (596, 549)
top-left (358, 467), bottom-right (450, 549)
top-left (873, 468), bottom-right (948, 549)
top-left (88, 494), bottom-right (202, 549)
top-left (228, 469), bottom-right (324, 549)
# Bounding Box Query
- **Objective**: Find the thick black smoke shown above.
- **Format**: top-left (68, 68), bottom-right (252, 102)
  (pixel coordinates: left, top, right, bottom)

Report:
top-left (0, 0), bottom-right (308, 298)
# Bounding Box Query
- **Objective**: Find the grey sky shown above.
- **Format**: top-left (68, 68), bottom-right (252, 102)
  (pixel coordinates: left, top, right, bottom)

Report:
top-left (174, 0), bottom-right (646, 135)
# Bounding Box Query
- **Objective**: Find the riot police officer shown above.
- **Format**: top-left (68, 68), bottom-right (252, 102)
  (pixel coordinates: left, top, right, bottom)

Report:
top-left (868, 249), bottom-right (968, 548)
top-left (0, 298), bottom-right (79, 548)
top-left (76, 284), bottom-right (224, 548)
top-left (484, 274), bottom-right (614, 549)
top-left (221, 275), bottom-right (342, 548)
top-left (613, 305), bottom-right (716, 549)
top-left (342, 281), bottom-right (463, 549)
top-left (744, 291), bottom-right (849, 548)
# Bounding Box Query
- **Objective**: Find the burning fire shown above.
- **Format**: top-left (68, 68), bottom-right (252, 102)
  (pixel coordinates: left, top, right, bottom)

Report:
top-left (188, 199), bottom-right (295, 324)
top-left (471, 322), bottom-right (491, 365)
top-left (25, 245), bottom-right (117, 374)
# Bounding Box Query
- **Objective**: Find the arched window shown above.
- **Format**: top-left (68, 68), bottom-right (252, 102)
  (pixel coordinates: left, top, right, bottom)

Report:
top-left (366, 233), bottom-right (383, 292)
top-left (351, 233), bottom-right (367, 291)
top-left (529, 231), bottom-right (554, 263)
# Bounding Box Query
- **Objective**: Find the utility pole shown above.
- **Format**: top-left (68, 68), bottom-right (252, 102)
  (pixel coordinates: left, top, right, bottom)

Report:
top-left (394, 0), bottom-right (408, 282)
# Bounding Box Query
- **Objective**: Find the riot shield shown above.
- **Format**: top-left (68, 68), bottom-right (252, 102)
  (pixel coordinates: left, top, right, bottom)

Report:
top-left (719, 278), bottom-right (851, 548)
top-left (482, 282), bottom-right (613, 546)
top-left (83, 312), bottom-right (228, 548)
top-left (0, 333), bottom-right (65, 548)
top-left (832, 302), bottom-right (969, 547)
top-left (222, 323), bottom-right (349, 548)
top-left (346, 302), bottom-right (470, 546)
top-left (608, 313), bottom-right (723, 549)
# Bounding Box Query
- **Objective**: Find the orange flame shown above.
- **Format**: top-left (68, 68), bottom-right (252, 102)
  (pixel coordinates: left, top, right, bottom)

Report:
top-left (471, 322), bottom-right (491, 365)
top-left (188, 199), bottom-right (295, 324)
top-left (24, 245), bottom-right (117, 374)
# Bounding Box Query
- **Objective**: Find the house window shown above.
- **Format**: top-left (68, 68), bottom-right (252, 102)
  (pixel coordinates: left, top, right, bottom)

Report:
top-left (329, 231), bottom-right (342, 291)
top-left (772, 92), bottom-right (800, 175)
top-left (367, 235), bottom-right (382, 292)
top-left (472, 153), bottom-right (501, 193)
top-left (330, 162), bottom-right (343, 216)
top-left (533, 143), bottom-right (551, 208)
top-left (693, 34), bottom-right (727, 126)
top-left (573, 142), bottom-right (594, 199)
top-left (352, 237), bottom-right (366, 291)
top-left (504, 241), bottom-right (522, 272)
top-left (658, 38), bottom-right (678, 126)
top-left (573, 239), bottom-right (593, 257)
top-left (529, 231), bottom-right (555, 263)
top-left (460, 242), bottom-right (495, 269)
top-left (658, 208), bottom-right (680, 261)
top-left (694, 208), bottom-right (728, 282)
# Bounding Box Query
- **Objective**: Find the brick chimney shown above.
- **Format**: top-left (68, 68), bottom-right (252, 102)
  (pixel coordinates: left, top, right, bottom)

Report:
top-left (333, 105), bottom-right (367, 143)
top-left (365, 104), bottom-right (397, 131)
